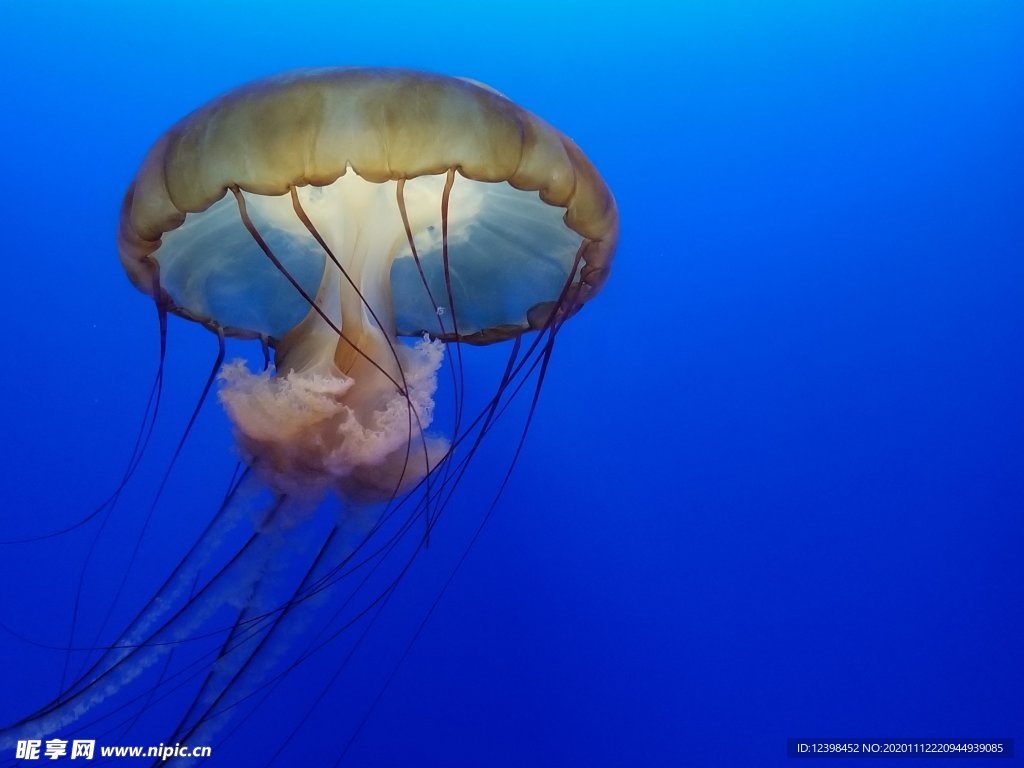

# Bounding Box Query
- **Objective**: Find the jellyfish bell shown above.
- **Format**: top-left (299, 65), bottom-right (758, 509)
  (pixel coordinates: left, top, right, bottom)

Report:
top-left (119, 67), bottom-right (616, 508)
top-left (5, 67), bottom-right (617, 758)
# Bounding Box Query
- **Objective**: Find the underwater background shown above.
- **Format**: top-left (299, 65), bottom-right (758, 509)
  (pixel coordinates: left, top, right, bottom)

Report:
top-left (0, 1), bottom-right (1021, 766)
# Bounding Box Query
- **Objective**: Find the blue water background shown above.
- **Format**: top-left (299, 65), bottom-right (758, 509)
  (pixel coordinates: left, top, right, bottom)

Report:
top-left (0, 1), bottom-right (1021, 765)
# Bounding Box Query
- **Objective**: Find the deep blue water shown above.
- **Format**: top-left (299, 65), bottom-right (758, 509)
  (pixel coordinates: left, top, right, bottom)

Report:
top-left (0, 2), bottom-right (1022, 766)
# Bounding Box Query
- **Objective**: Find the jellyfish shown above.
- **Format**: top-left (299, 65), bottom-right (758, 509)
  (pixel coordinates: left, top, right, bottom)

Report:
top-left (0, 68), bottom-right (616, 763)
